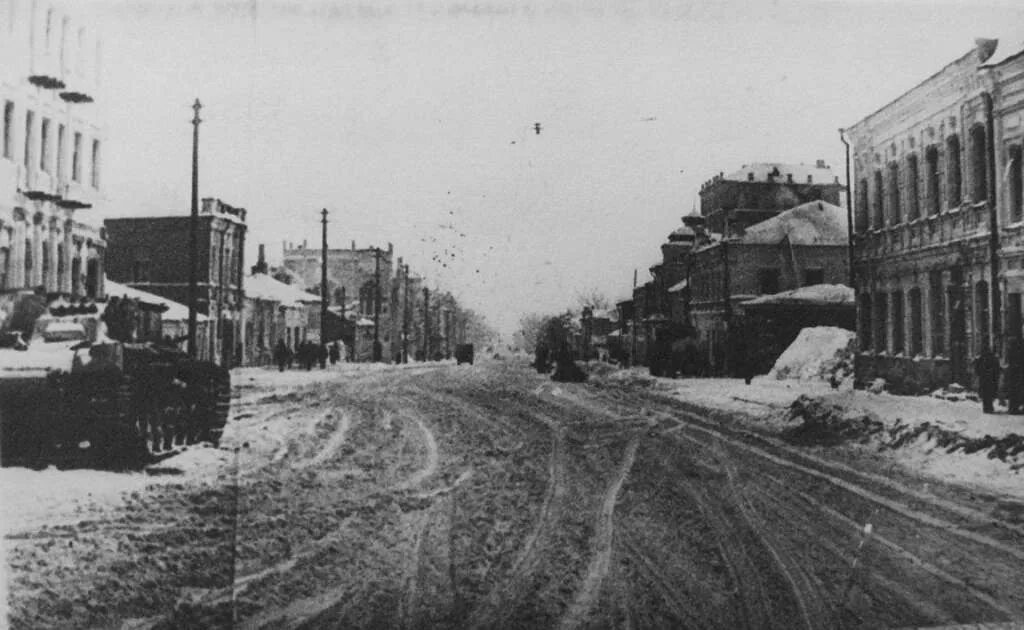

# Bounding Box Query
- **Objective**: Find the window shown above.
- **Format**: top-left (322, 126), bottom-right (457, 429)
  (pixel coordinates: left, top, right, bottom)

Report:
top-left (90, 139), bottom-right (100, 188)
top-left (874, 292), bottom-right (888, 353)
top-left (72, 132), bottom-right (81, 181)
top-left (859, 294), bottom-right (873, 351)
top-left (1011, 146), bottom-right (1023, 223)
top-left (930, 271), bottom-right (945, 356)
top-left (872, 170), bottom-right (884, 228)
top-left (803, 268), bottom-right (824, 286)
top-left (909, 288), bottom-right (923, 356)
top-left (40, 118), bottom-right (50, 172)
top-left (2, 101), bottom-right (12, 159)
top-left (56, 124), bottom-right (65, 180)
top-left (891, 290), bottom-right (904, 354)
top-left (24, 238), bottom-right (32, 280)
top-left (856, 177), bottom-right (869, 232)
top-left (758, 268), bottom-right (780, 295)
top-left (24, 110), bottom-right (34, 169)
top-left (887, 162), bottom-right (901, 225)
top-left (976, 281), bottom-right (990, 351)
top-left (42, 241), bottom-right (50, 278)
top-left (947, 135), bottom-right (962, 207)
top-left (132, 259), bottom-right (149, 283)
top-left (57, 244), bottom-right (64, 277)
top-left (906, 154), bottom-right (920, 221)
top-left (969, 126), bottom-right (987, 202)
top-left (926, 145), bottom-right (941, 215)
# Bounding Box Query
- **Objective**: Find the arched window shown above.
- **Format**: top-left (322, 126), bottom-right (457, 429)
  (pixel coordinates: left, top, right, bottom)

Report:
top-left (873, 170), bottom-right (884, 228)
top-left (947, 134), bottom-right (962, 207)
top-left (888, 162), bottom-right (901, 225)
top-left (1009, 145), bottom-right (1022, 223)
top-left (856, 178), bottom-right (869, 233)
top-left (906, 154), bottom-right (920, 221)
top-left (970, 125), bottom-right (987, 202)
top-left (926, 145), bottom-right (941, 215)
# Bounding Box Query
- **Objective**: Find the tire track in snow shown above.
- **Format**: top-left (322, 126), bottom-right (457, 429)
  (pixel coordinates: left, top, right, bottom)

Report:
top-left (557, 436), bottom-right (639, 630)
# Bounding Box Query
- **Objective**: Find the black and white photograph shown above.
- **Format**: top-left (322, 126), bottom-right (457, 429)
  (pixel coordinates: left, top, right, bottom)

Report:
top-left (2, 0), bottom-right (1024, 628)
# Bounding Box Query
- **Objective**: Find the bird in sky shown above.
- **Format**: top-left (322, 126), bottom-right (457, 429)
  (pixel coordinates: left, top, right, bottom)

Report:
top-left (534, 122), bottom-right (542, 135)
top-left (641, 116), bottom-right (657, 122)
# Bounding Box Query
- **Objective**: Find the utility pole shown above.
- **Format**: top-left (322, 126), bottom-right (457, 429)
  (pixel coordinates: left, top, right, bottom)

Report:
top-left (403, 263), bottom-right (410, 363)
top-left (373, 247), bottom-right (382, 361)
top-left (423, 286), bottom-right (430, 360)
top-left (722, 213), bottom-right (733, 376)
top-left (187, 98), bottom-right (202, 359)
top-left (320, 208), bottom-right (328, 367)
top-left (631, 268), bottom-right (638, 367)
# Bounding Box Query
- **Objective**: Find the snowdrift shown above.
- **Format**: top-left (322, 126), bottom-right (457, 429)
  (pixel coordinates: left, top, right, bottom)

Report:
top-left (768, 326), bottom-right (855, 382)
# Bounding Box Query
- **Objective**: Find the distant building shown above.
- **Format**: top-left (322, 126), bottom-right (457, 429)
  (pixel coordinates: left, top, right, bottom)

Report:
top-left (698, 161), bottom-right (845, 234)
top-left (280, 240), bottom-right (396, 361)
top-left (687, 201), bottom-right (849, 374)
top-left (242, 267), bottom-right (320, 366)
top-left (1, 1), bottom-right (107, 331)
top-left (846, 39), bottom-right (1024, 392)
top-left (104, 198), bottom-right (248, 366)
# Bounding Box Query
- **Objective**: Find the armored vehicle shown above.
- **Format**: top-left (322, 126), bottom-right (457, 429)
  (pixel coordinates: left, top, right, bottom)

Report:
top-left (0, 295), bottom-right (230, 469)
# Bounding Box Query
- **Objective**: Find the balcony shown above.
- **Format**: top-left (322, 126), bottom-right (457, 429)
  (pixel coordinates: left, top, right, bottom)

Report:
top-left (855, 202), bottom-right (990, 260)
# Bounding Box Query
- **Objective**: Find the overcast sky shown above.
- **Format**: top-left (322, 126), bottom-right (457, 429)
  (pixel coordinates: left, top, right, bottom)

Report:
top-left (84, 0), bottom-right (1024, 336)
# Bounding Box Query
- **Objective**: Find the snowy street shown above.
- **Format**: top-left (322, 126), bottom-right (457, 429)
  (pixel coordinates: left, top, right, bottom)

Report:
top-left (3, 358), bottom-right (1024, 629)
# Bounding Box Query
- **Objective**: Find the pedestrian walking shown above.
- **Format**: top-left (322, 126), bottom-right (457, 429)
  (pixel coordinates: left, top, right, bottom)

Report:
top-left (329, 341), bottom-right (340, 365)
top-left (974, 341), bottom-right (1000, 414)
top-left (1004, 336), bottom-right (1024, 414)
top-left (318, 343), bottom-right (328, 369)
top-left (273, 339), bottom-right (290, 372)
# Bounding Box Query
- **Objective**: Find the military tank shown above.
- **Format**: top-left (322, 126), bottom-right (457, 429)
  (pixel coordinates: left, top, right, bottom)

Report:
top-left (0, 295), bottom-right (231, 469)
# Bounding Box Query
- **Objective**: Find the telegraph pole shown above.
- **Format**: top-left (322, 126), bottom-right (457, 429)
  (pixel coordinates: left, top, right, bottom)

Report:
top-left (373, 247), bottom-right (382, 361)
top-left (187, 98), bottom-right (202, 359)
top-left (320, 208), bottom-right (328, 367)
top-left (423, 286), bottom-right (430, 360)
top-left (403, 263), bottom-right (410, 363)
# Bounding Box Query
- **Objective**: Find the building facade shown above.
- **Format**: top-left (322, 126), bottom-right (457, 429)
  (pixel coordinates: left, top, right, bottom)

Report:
top-left (280, 240), bottom-right (397, 361)
top-left (687, 201), bottom-right (850, 374)
top-left (104, 198), bottom-right (248, 366)
top-left (698, 161), bottom-right (845, 234)
top-left (847, 39), bottom-right (1024, 392)
top-left (1, 0), bottom-right (106, 332)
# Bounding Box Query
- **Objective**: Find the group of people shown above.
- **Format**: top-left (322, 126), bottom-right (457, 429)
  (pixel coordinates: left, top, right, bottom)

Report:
top-left (273, 339), bottom-right (342, 372)
top-left (973, 336), bottom-right (1024, 414)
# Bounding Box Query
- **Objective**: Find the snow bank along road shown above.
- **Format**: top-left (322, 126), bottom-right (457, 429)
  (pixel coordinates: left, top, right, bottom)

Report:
top-left (4, 359), bottom-right (1024, 629)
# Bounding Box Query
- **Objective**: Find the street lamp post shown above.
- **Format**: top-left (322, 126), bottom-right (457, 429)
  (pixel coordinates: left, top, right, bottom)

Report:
top-left (187, 98), bottom-right (202, 359)
top-left (320, 208), bottom-right (328, 368)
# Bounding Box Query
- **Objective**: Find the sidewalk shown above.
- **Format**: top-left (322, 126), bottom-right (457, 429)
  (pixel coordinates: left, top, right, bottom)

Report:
top-left (601, 367), bottom-right (1024, 500)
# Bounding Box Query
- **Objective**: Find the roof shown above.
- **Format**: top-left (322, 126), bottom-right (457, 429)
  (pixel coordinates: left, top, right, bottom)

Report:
top-left (739, 201), bottom-right (848, 246)
top-left (743, 283), bottom-right (854, 307)
top-left (246, 273), bottom-right (322, 306)
top-left (723, 162), bottom-right (835, 185)
top-left (668, 279), bottom-right (688, 293)
top-left (104, 279), bottom-right (208, 322)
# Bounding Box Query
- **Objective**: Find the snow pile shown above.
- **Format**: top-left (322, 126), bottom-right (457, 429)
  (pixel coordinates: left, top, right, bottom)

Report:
top-left (781, 394), bottom-right (886, 446)
top-left (768, 326), bottom-right (855, 382)
top-left (929, 382), bottom-right (979, 403)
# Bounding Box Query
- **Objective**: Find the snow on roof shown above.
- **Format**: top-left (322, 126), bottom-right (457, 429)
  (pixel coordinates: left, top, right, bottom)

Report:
top-left (104, 279), bottom-right (207, 322)
top-left (245, 273), bottom-right (321, 306)
top-left (743, 283), bottom-right (854, 307)
top-left (739, 201), bottom-right (848, 246)
top-left (724, 161), bottom-right (836, 184)
top-left (667, 279), bottom-right (688, 293)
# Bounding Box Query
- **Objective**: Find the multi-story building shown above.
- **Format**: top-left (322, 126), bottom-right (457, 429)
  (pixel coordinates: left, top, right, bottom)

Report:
top-left (1, 0), bottom-right (107, 331)
top-left (698, 161), bottom-right (845, 234)
top-left (104, 198), bottom-right (248, 366)
top-left (280, 240), bottom-right (396, 361)
top-left (687, 201), bottom-right (849, 374)
top-left (846, 39), bottom-right (1024, 392)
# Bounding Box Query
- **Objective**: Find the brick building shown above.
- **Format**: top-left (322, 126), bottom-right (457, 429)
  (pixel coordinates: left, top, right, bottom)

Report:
top-left (280, 240), bottom-right (397, 361)
top-left (846, 39), bottom-right (1024, 392)
top-left (698, 161), bottom-right (845, 234)
top-left (104, 198), bottom-right (247, 366)
top-left (687, 201), bottom-right (849, 374)
top-left (1, 0), bottom-right (106, 332)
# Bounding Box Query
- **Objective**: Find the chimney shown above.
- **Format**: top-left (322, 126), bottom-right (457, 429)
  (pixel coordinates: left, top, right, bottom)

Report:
top-left (786, 173), bottom-right (794, 183)
top-left (251, 243), bottom-right (268, 275)
top-left (351, 240), bottom-right (356, 250)
top-left (816, 159), bottom-right (826, 168)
